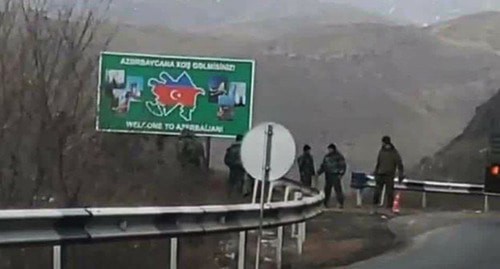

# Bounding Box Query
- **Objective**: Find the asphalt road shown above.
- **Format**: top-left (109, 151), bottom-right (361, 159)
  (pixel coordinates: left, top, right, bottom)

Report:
top-left (348, 218), bottom-right (500, 269)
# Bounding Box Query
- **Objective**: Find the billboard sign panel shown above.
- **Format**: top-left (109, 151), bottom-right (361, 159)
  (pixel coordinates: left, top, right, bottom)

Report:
top-left (97, 52), bottom-right (255, 138)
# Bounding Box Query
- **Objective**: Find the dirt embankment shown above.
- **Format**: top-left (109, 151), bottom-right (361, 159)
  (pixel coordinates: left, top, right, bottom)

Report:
top-left (283, 211), bottom-right (396, 269)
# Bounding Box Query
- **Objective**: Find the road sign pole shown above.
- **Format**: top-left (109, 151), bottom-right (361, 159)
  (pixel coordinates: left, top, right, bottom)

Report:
top-left (241, 122), bottom-right (296, 269)
top-left (255, 124), bottom-right (274, 269)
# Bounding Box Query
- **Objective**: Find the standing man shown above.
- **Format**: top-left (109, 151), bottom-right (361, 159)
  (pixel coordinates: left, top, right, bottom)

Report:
top-left (317, 144), bottom-right (347, 208)
top-left (297, 145), bottom-right (316, 187)
top-left (224, 135), bottom-right (245, 197)
top-left (372, 136), bottom-right (405, 214)
top-left (176, 129), bottom-right (206, 169)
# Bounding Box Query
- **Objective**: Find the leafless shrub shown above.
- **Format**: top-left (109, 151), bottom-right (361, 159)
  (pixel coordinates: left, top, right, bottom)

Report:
top-left (0, 0), bottom-right (113, 207)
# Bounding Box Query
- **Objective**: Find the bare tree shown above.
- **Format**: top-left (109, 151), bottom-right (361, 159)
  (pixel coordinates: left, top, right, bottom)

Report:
top-left (0, 0), bottom-right (113, 207)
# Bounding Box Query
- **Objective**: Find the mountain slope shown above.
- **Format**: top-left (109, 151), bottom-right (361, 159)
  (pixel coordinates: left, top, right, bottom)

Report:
top-left (100, 0), bottom-right (388, 31)
top-left (431, 11), bottom-right (500, 52)
top-left (191, 5), bottom-right (389, 40)
top-left (108, 21), bottom-right (500, 172)
top-left (415, 89), bottom-right (500, 183)
top-left (326, 0), bottom-right (500, 25)
top-left (258, 22), bottom-right (500, 169)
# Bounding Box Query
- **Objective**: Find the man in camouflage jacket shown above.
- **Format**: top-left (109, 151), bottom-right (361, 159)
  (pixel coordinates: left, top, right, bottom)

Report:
top-left (224, 135), bottom-right (245, 197)
top-left (176, 129), bottom-right (206, 169)
top-left (317, 144), bottom-right (347, 208)
top-left (297, 144), bottom-right (316, 187)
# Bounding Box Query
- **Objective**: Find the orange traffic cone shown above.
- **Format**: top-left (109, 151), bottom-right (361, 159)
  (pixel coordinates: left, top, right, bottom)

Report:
top-left (392, 192), bottom-right (401, 214)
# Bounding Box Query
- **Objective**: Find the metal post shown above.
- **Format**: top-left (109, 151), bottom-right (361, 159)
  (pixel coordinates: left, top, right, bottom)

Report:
top-left (294, 192), bottom-right (305, 255)
top-left (275, 226), bottom-right (283, 269)
top-left (356, 189), bottom-right (362, 207)
top-left (53, 245), bottom-right (65, 269)
top-left (301, 222), bottom-right (307, 244)
top-left (297, 224), bottom-right (304, 255)
top-left (205, 137), bottom-right (211, 169)
top-left (291, 192), bottom-right (300, 239)
top-left (238, 231), bottom-right (247, 269)
top-left (422, 192), bottom-right (427, 209)
top-left (170, 238), bottom-right (178, 269)
top-left (379, 185), bottom-right (386, 207)
top-left (484, 194), bottom-right (490, 213)
top-left (267, 182), bottom-right (275, 203)
top-left (291, 225), bottom-right (297, 238)
top-left (255, 124), bottom-right (274, 269)
top-left (276, 187), bottom-right (291, 269)
top-left (252, 179), bottom-right (259, 204)
top-left (284, 187), bottom-right (291, 202)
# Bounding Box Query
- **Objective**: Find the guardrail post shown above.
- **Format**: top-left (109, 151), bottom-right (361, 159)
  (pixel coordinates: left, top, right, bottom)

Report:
top-left (484, 194), bottom-right (490, 213)
top-left (267, 182), bottom-right (275, 203)
top-left (356, 189), bottom-right (363, 207)
top-left (298, 222), bottom-right (306, 255)
top-left (238, 231), bottom-right (247, 269)
top-left (170, 238), bottom-right (178, 269)
top-left (291, 191), bottom-right (301, 239)
top-left (292, 192), bottom-right (305, 255)
top-left (275, 187), bottom-right (291, 269)
top-left (252, 179), bottom-right (259, 204)
top-left (53, 245), bottom-right (65, 269)
top-left (276, 226), bottom-right (284, 269)
top-left (297, 222), bottom-right (304, 255)
top-left (422, 192), bottom-right (427, 209)
top-left (284, 187), bottom-right (291, 202)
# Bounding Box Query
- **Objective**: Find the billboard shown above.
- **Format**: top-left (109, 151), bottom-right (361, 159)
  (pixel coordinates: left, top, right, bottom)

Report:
top-left (97, 52), bottom-right (255, 138)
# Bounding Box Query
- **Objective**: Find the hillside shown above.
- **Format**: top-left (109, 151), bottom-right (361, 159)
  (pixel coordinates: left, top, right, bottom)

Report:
top-left (108, 21), bottom-right (500, 172)
top-left (327, 0), bottom-right (500, 26)
top-left (93, 0), bottom-right (387, 31)
top-left (431, 11), bottom-right (500, 52)
top-left (191, 5), bottom-right (389, 41)
top-left (257, 23), bottom-right (500, 171)
top-left (73, 0), bottom-right (500, 28)
top-left (415, 89), bottom-right (500, 183)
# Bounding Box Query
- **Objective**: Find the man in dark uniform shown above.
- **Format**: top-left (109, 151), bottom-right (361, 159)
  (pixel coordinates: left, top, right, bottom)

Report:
top-left (317, 144), bottom-right (347, 208)
top-left (224, 135), bottom-right (245, 197)
top-left (297, 145), bottom-right (316, 187)
top-left (176, 129), bottom-right (206, 169)
top-left (372, 136), bottom-right (405, 214)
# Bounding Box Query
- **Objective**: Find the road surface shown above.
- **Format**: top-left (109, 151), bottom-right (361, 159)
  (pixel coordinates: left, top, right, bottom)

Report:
top-left (348, 215), bottom-right (500, 269)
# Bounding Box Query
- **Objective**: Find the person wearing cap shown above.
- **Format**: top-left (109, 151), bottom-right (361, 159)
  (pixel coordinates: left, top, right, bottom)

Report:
top-left (317, 144), bottom-right (347, 208)
top-left (224, 134), bottom-right (246, 197)
top-left (372, 136), bottom-right (405, 214)
top-left (297, 145), bottom-right (316, 187)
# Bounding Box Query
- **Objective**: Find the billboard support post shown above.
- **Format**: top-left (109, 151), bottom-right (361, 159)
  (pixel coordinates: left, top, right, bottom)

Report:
top-left (205, 136), bottom-right (211, 169)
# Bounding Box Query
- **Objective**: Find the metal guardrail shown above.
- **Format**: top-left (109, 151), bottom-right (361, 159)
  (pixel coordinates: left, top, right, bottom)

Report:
top-left (351, 172), bottom-right (495, 211)
top-left (0, 178), bottom-right (324, 269)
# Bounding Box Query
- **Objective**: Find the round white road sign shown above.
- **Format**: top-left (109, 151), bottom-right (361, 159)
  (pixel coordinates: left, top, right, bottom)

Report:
top-left (241, 122), bottom-right (296, 181)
